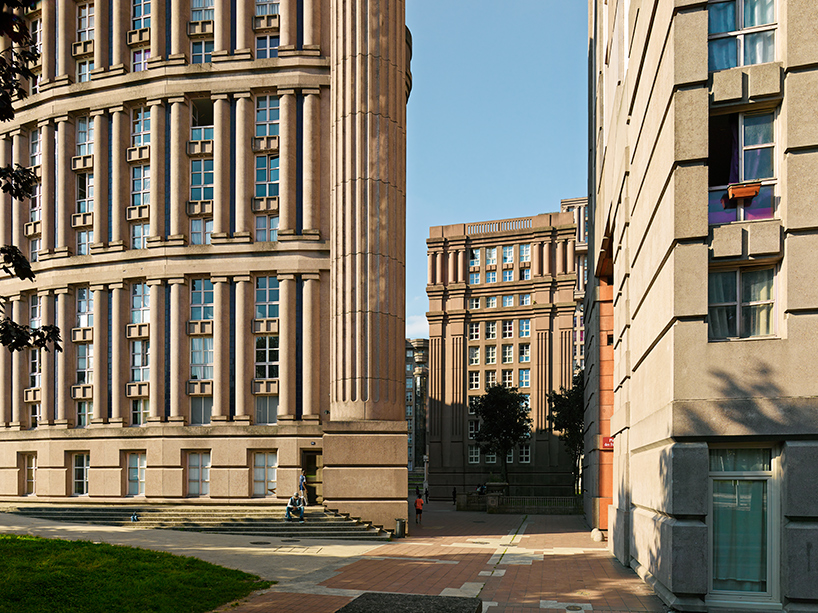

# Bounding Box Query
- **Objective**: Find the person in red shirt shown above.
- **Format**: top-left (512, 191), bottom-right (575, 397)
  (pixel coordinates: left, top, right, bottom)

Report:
top-left (414, 495), bottom-right (424, 525)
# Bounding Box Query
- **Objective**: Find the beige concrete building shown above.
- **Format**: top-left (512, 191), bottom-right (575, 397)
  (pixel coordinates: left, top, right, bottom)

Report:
top-left (426, 214), bottom-right (577, 498)
top-left (587, 0), bottom-right (818, 609)
top-left (560, 197), bottom-right (589, 372)
top-left (0, 0), bottom-right (411, 528)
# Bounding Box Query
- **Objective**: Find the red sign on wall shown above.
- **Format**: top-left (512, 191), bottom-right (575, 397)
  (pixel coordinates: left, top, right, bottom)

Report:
top-left (602, 436), bottom-right (614, 450)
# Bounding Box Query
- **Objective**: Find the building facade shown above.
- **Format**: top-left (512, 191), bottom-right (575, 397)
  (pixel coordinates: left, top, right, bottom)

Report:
top-left (426, 214), bottom-right (577, 498)
top-left (587, 0), bottom-right (818, 609)
top-left (404, 339), bottom-right (428, 472)
top-left (560, 197), bottom-right (588, 372)
top-left (0, 0), bottom-right (411, 528)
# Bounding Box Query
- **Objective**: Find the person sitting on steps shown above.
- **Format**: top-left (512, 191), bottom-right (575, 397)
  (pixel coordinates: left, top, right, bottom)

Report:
top-left (286, 492), bottom-right (305, 523)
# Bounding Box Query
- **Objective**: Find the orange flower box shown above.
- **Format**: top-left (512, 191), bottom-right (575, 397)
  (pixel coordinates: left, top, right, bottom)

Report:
top-left (727, 182), bottom-right (761, 200)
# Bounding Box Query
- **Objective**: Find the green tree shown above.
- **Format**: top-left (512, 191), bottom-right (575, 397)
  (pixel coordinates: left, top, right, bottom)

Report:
top-left (472, 384), bottom-right (532, 484)
top-left (0, 1), bottom-right (61, 352)
top-left (548, 370), bottom-right (585, 494)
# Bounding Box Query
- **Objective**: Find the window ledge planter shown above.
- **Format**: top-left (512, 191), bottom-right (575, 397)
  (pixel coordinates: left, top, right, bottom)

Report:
top-left (727, 182), bottom-right (761, 200)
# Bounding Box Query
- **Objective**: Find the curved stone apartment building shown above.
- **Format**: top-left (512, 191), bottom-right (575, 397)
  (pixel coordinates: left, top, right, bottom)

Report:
top-left (0, 0), bottom-right (411, 528)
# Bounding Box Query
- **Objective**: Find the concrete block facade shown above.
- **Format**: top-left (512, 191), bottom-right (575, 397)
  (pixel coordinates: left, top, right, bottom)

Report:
top-left (0, 0), bottom-right (411, 529)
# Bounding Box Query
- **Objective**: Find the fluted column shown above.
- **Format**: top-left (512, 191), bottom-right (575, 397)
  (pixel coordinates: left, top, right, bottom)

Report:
top-left (303, 90), bottom-right (320, 233)
top-left (234, 276), bottom-right (253, 421)
top-left (169, 97), bottom-right (189, 238)
top-left (111, 1), bottom-right (128, 69)
top-left (214, 0), bottom-right (231, 53)
top-left (434, 251), bottom-right (443, 287)
top-left (41, 0), bottom-right (56, 82)
top-left (213, 95), bottom-right (231, 236)
top-left (39, 292), bottom-right (54, 425)
top-left (56, 0), bottom-right (73, 79)
top-left (54, 288), bottom-right (74, 425)
top-left (110, 106), bottom-right (129, 247)
top-left (94, 1), bottom-right (109, 73)
top-left (150, 0), bottom-right (167, 61)
top-left (40, 121), bottom-right (55, 253)
top-left (302, 274), bottom-right (320, 420)
top-left (212, 278), bottom-right (230, 421)
top-left (91, 286), bottom-right (108, 423)
top-left (278, 91), bottom-right (296, 235)
top-left (236, 0), bottom-right (253, 52)
top-left (278, 274), bottom-right (296, 420)
top-left (110, 283), bottom-right (127, 424)
top-left (280, 0), bottom-right (297, 50)
top-left (148, 280), bottom-right (165, 421)
top-left (92, 111), bottom-right (108, 248)
top-left (148, 99), bottom-right (166, 242)
top-left (235, 93), bottom-right (253, 238)
top-left (11, 130), bottom-right (26, 250)
top-left (10, 297), bottom-right (25, 428)
top-left (168, 278), bottom-right (188, 422)
top-left (55, 116), bottom-right (75, 254)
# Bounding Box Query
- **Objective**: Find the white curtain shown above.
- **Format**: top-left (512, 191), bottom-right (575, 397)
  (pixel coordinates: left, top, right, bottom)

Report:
top-left (708, 272), bottom-right (736, 338)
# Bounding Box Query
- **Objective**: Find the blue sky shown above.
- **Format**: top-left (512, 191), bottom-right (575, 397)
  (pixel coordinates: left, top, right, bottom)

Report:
top-left (404, 1), bottom-right (589, 338)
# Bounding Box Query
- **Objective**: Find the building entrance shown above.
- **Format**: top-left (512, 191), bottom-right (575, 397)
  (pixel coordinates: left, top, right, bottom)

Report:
top-left (301, 451), bottom-right (323, 505)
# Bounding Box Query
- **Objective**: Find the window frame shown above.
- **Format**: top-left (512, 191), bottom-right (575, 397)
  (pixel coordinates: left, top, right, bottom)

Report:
top-left (131, 164), bottom-right (150, 207)
top-left (255, 276), bottom-right (280, 319)
top-left (76, 401), bottom-right (92, 428)
top-left (77, 60), bottom-right (94, 82)
top-left (190, 158), bottom-right (214, 201)
top-left (77, 229), bottom-right (94, 255)
top-left (255, 396), bottom-right (279, 425)
top-left (253, 451), bottom-right (278, 497)
top-left (131, 398), bottom-right (149, 426)
top-left (77, 288), bottom-right (94, 327)
top-left (468, 371), bottom-right (480, 390)
top-left (485, 345), bottom-right (496, 365)
top-left (468, 322), bottom-right (480, 341)
top-left (130, 339), bottom-right (150, 382)
top-left (468, 444), bottom-right (480, 464)
top-left (255, 0), bottom-right (280, 15)
top-left (708, 266), bottom-right (776, 340)
top-left (255, 214), bottom-right (279, 242)
top-left (130, 282), bottom-right (149, 324)
top-left (519, 319), bottom-right (531, 338)
top-left (76, 172), bottom-right (94, 213)
top-left (190, 337), bottom-right (214, 380)
top-left (131, 222), bottom-right (150, 249)
top-left (76, 343), bottom-right (93, 384)
top-left (73, 453), bottom-right (90, 495)
top-left (132, 48), bottom-right (151, 72)
top-left (486, 321), bottom-right (497, 340)
top-left (254, 335), bottom-right (280, 379)
top-left (707, 0), bottom-right (776, 72)
top-left (191, 0), bottom-right (215, 22)
top-left (132, 107), bottom-right (151, 146)
top-left (77, 3), bottom-right (95, 42)
top-left (190, 217), bottom-right (213, 245)
top-left (255, 95), bottom-right (280, 136)
top-left (468, 346), bottom-right (480, 366)
top-left (255, 35), bottom-right (280, 59)
top-left (132, 0), bottom-right (151, 29)
top-left (127, 452), bottom-right (147, 496)
top-left (190, 279), bottom-right (214, 321)
top-left (76, 116), bottom-right (94, 156)
top-left (502, 245), bottom-right (514, 264)
top-left (187, 451), bottom-right (211, 497)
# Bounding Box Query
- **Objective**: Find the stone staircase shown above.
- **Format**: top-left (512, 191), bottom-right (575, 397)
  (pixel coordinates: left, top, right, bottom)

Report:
top-left (2, 503), bottom-right (391, 541)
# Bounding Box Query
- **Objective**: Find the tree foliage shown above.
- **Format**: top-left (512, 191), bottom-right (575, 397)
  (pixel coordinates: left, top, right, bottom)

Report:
top-left (472, 384), bottom-right (532, 483)
top-left (548, 370), bottom-right (585, 493)
top-left (0, 1), bottom-right (61, 353)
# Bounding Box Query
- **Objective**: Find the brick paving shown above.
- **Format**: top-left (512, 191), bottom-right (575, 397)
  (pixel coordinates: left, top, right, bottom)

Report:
top-left (215, 506), bottom-right (666, 613)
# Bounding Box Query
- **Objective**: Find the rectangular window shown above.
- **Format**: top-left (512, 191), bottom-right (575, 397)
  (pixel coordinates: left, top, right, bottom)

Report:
top-left (131, 399), bottom-right (149, 426)
top-left (191, 337), bottom-right (214, 380)
top-left (76, 173), bottom-right (94, 213)
top-left (502, 320), bottom-right (513, 339)
top-left (77, 229), bottom-right (93, 255)
top-left (520, 293), bottom-right (531, 306)
top-left (708, 268), bottom-right (774, 339)
top-left (190, 397), bottom-right (213, 426)
top-left (191, 0), bottom-right (215, 21)
top-left (29, 295), bottom-right (41, 329)
top-left (190, 159), bottom-right (214, 201)
top-left (485, 370), bottom-right (497, 386)
top-left (73, 453), bottom-right (90, 495)
top-left (255, 396), bottom-right (278, 425)
top-left (486, 271), bottom-right (497, 283)
top-left (29, 128), bottom-right (41, 167)
top-left (519, 244), bottom-right (531, 262)
top-left (519, 319), bottom-right (531, 338)
top-left (469, 272), bottom-right (480, 285)
top-left (468, 322), bottom-right (480, 341)
top-left (502, 295), bottom-right (513, 308)
top-left (255, 276), bottom-right (279, 318)
top-left (29, 403), bottom-right (41, 429)
top-left (255, 95), bottom-right (280, 136)
top-left (468, 298), bottom-right (480, 309)
top-left (30, 18), bottom-right (42, 54)
top-left (130, 340), bottom-right (149, 382)
top-left (132, 48), bottom-right (151, 72)
top-left (506, 449), bottom-right (514, 464)
top-left (29, 348), bottom-right (40, 388)
top-left (253, 452), bottom-right (277, 497)
top-left (502, 245), bottom-right (513, 264)
top-left (24, 453), bottom-right (36, 494)
top-left (190, 217), bottom-right (213, 245)
top-left (187, 452), bottom-right (211, 496)
top-left (191, 39), bottom-right (214, 63)
top-left (191, 280), bottom-right (214, 321)
top-left (29, 237), bottom-right (41, 263)
top-left (131, 223), bottom-right (149, 249)
top-left (486, 321), bottom-right (497, 340)
top-left (469, 248), bottom-right (480, 267)
top-left (29, 183), bottom-right (41, 222)
top-left (77, 60), bottom-right (94, 82)
top-left (256, 35), bottom-right (280, 59)
top-left (127, 453), bottom-right (146, 496)
top-left (485, 345), bottom-right (496, 365)
top-left (502, 370), bottom-right (513, 388)
top-left (255, 336), bottom-right (279, 379)
top-left (255, 155), bottom-right (280, 197)
top-left (519, 343), bottom-right (530, 363)
top-left (130, 282), bottom-right (149, 324)
top-left (708, 112), bottom-right (775, 225)
top-left (519, 443), bottom-right (530, 464)
top-left (132, 0), bottom-right (151, 29)
top-left (255, 0), bottom-right (280, 15)
top-left (132, 107), bottom-right (151, 146)
top-left (468, 397), bottom-right (477, 415)
top-left (77, 288), bottom-right (94, 327)
top-left (708, 0), bottom-right (775, 72)
top-left (468, 371), bottom-right (480, 390)
top-left (468, 421), bottom-right (478, 440)
top-left (485, 451), bottom-right (496, 464)
top-left (131, 165), bottom-right (150, 207)
top-left (76, 401), bottom-right (92, 428)
top-left (519, 369), bottom-right (530, 388)
top-left (191, 98), bottom-right (214, 140)
top-left (486, 296), bottom-right (497, 308)
top-left (76, 117), bottom-right (94, 156)
top-left (77, 3), bottom-right (95, 41)
top-left (468, 445), bottom-right (480, 464)
top-left (502, 344), bottom-right (513, 364)
top-left (502, 270), bottom-right (513, 282)
top-left (486, 247), bottom-right (497, 265)
top-left (77, 344), bottom-right (93, 384)
top-left (255, 215), bottom-right (279, 242)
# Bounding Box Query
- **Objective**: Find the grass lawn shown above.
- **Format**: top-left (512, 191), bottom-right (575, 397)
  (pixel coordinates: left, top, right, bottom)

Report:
top-left (0, 534), bottom-right (273, 613)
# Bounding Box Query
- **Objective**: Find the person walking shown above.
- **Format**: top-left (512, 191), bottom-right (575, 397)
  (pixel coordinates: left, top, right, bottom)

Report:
top-left (452, 487), bottom-right (457, 505)
top-left (414, 495), bottom-right (424, 525)
top-left (415, 485), bottom-right (421, 498)
top-left (299, 469), bottom-right (307, 500)
top-left (424, 487), bottom-right (429, 504)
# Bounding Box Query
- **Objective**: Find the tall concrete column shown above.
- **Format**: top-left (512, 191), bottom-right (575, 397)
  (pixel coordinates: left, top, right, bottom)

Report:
top-left (148, 99), bottom-right (166, 242)
top-left (40, 0), bottom-right (56, 82)
top-left (533, 241), bottom-right (542, 276)
top-left (40, 121), bottom-right (55, 254)
top-left (234, 276), bottom-right (253, 422)
top-left (11, 130), bottom-right (26, 250)
top-left (0, 137), bottom-right (11, 247)
top-left (278, 91), bottom-right (296, 235)
top-left (91, 286), bottom-right (108, 423)
top-left (278, 274), bottom-right (296, 421)
top-left (234, 93), bottom-right (253, 238)
top-left (302, 274), bottom-right (320, 420)
top-left (54, 288), bottom-right (74, 425)
top-left (457, 250), bottom-right (466, 283)
top-left (55, 116), bottom-right (75, 254)
top-left (303, 0), bottom-right (319, 50)
top-left (567, 239), bottom-right (576, 274)
top-left (111, 1), bottom-right (128, 69)
top-left (169, 97), bottom-right (189, 238)
top-left (10, 297), bottom-right (25, 428)
top-left (110, 283), bottom-right (128, 425)
top-left (556, 240), bottom-right (565, 274)
top-left (447, 251), bottom-right (456, 284)
top-left (170, 0), bottom-right (191, 59)
top-left (92, 111), bottom-right (108, 248)
top-left (544, 241), bottom-right (552, 276)
top-left (214, 0), bottom-right (231, 53)
top-left (303, 90), bottom-right (320, 233)
top-left (434, 251), bottom-right (443, 286)
top-left (213, 95), bottom-right (231, 237)
top-left (168, 278), bottom-right (188, 422)
top-left (110, 106), bottom-right (129, 247)
top-left (93, 1), bottom-right (109, 73)
top-left (0, 311), bottom-right (9, 424)
top-left (279, 0), bottom-right (297, 50)
top-left (235, 0), bottom-right (253, 52)
top-left (39, 292), bottom-right (54, 425)
top-left (427, 252), bottom-right (435, 285)
top-left (147, 280), bottom-right (165, 422)
top-left (212, 278), bottom-right (230, 421)
top-left (150, 0), bottom-right (167, 61)
top-left (56, 0), bottom-right (73, 80)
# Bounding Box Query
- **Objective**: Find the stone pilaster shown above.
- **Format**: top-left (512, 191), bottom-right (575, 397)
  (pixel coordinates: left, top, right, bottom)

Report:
top-left (214, 0), bottom-right (231, 53)
top-left (278, 90), bottom-right (296, 236)
top-left (277, 273), bottom-right (296, 421)
top-left (39, 120), bottom-right (55, 254)
top-left (39, 291), bottom-right (54, 425)
top-left (302, 273), bottom-right (320, 420)
top-left (168, 278), bottom-right (188, 423)
top-left (147, 279), bottom-right (165, 422)
top-left (234, 275), bottom-right (253, 422)
top-left (55, 116), bottom-right (74, 255)
top-left (110, 105), bottom-right (129, 248)
top-left (10, 131), bottom-right (26, 251)
top-left (93, 1), bottom-right (109, 74)
top-left (279, 0), bottom-right (297, 51)
top-left (303, 89), bottom-right (320, 234)
top-left (54, 287), bottom-right (74, 426)
top-left (213, 95), bottom-right (231, 237)
top-left (40, 0), bottom-right (56, 83)
top-left (91, 285), bottom-right (108, 423)
top-left (169, 96), bottom-right (189, 239)
top-left (10, 297), bottom-right (25, 429)
top-left (110, 283), bottom-right (128, 425)
top-left (56, 0), bottom-right (73, 81)
top-left (0, 137), bottom-right (11, 247)
top-left (234, 93), bottom-right (253, 239)
top-left (111, 1), bottom-right (129, 70)
top-left (148, 99), bottom-right (166, 243)
top-left (212, 277), bottom-right (230, 421)
top-left (170, 0), bottom-right (191, 60)
top-left (150, 0), bottom-right (167, 62)
top-left (92, 110), bottom-right (108, 249)
top-left (235, 0), bottom-right (253, 53)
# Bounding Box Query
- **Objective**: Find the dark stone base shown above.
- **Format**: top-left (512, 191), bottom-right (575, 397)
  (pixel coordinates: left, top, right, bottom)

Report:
top-left (335, 592), bottom-right (481, 613)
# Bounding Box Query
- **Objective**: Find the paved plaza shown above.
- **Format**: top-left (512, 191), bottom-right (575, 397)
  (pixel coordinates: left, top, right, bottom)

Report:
top-left (0, 503), bottom-right (666, 613)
